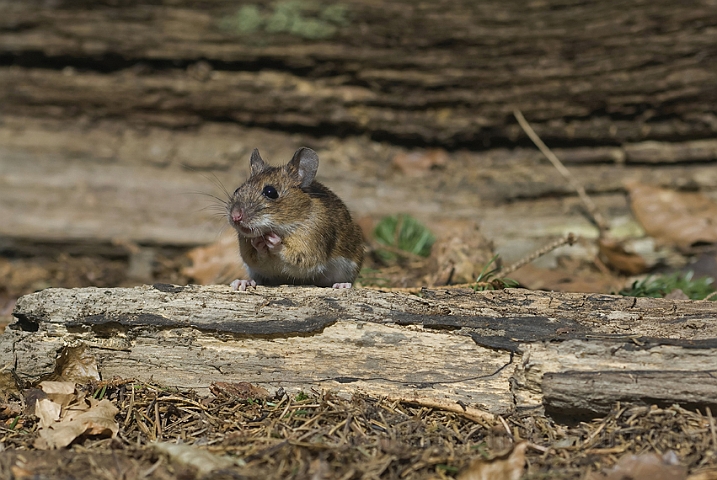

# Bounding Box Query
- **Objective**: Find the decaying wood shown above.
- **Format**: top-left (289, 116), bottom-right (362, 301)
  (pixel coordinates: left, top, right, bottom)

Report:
top-left (543, 370), bottom-right (717, 416)
top-left (515, 341), bottom-right (717, 416)
top-left (1, 1), bottom-right (717, 145)
top-left (3, 285), bottom-right (717, 417)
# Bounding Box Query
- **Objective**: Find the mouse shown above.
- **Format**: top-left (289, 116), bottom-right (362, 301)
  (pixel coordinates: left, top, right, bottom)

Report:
top-left (226, 147), bottom-right (364, 291)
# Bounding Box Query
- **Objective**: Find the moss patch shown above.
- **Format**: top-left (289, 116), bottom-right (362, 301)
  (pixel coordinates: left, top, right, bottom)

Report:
top-left (219, 1), bottom-right (350, 40)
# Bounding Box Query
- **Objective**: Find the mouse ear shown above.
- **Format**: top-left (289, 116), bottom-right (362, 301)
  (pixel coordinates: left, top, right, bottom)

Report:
top-left (287, 147), bottom-right (319, 189)
top-left (250, 148), bottom-right (267, 175)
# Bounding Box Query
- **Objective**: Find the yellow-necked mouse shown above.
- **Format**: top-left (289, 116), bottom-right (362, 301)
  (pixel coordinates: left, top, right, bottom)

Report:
top-left (227, 147), bottom-right (364, 290)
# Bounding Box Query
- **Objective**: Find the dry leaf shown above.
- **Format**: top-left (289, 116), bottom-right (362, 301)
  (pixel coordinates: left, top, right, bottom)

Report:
top-left (10, 464), bottom-right (33, 479)
top-left (688, 469), bottom-right (717, 480)
top-left (0, 402), bottom-right (22, 417)
top-left (35, 398), bottom-right (119, 449)
top-left (598, 237), bottom-right (648, 275)
top-left (38, 381), bottom-right (77, 410)
top-left (665, 289), bottom-right (690, 300)
top-left (457, 441), bottom-right (527, 480)
top-left (153, 442), bottom-right (240, 475)
top-left (34, 398), bottom-right (62, 429)
top-left (32, 382), bottom-right (119, 450)
top-left (511, 262), bottom-right (621, 294)
top-left (587, 450), bottom-right (687, 480)
top-left (626, 181), bottom-right (717, 249)
top-left (210, 382), bottom-right (270, 400)
top-left (392, 149), bottom-right (448, 177)
top-left (426, 221), bottom-right (494, 286)
top-left (54, 345), bottom-right (100, 381)
top-left (182, 233), bottom-right (247, 285)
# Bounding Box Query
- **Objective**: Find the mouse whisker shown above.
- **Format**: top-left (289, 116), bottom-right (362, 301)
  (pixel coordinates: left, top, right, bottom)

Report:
top-left (187, 190), bottom-right (230, 206)
top-left (195, 171), bottom-right (233, 201)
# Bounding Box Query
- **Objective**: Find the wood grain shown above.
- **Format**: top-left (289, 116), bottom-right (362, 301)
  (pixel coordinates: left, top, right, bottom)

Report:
top-left (4, 285), bottom-right (717, 416)
top-left (1, 1), bottom-right (716, 145)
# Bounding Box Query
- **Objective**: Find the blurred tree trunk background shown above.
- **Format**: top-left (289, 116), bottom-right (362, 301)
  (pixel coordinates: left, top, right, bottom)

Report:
top-left (2, 0), bottom-right (716, 149)
top-left (1, 0), bottom-right (716, 293)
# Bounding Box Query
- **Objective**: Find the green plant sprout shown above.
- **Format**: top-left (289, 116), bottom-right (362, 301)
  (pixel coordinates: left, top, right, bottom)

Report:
top-left (472, 254), bottom-right (519, 291)
top-left (373, 214), bottom-right (435, 262)
top-left (618, 271), bottom-right (716, 300)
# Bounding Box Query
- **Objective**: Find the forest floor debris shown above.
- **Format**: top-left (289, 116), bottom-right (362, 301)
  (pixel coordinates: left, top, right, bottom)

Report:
top-left (2, 381), bottom-right (717, 479)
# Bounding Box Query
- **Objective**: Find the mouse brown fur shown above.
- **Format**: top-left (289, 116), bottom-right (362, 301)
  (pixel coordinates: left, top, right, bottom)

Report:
top-left (227, 147), bottom-right (364, 289)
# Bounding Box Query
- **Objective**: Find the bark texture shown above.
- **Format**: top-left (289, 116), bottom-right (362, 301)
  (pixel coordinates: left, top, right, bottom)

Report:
top-left (4, 285), bottom-right (717, 417)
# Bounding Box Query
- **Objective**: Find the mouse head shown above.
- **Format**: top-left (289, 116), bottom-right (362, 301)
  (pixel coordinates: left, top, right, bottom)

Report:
top-left (228, 147), bottom-right (319, 238)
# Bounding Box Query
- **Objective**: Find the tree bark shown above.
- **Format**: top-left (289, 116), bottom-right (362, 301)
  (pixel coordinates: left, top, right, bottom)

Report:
top-left (4, 285), bottom-right (717, 417)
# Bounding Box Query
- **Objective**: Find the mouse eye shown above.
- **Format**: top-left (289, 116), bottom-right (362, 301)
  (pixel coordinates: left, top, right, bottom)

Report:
top-left (262, 185), bottom-right (279, 199)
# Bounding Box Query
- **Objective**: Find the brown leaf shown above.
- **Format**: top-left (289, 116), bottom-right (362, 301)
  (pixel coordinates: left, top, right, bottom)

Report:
top-left (511, 262), bottom-right (622, 294)
top-left (688, 470), bottom-right (717, 480)
top-left (34, 398), bottom-right (119, 449)
top-left (182, 233), bottom-right (247, 285)
top-left (626, 181), bottom-right (717, 249)
top-left (32, 382), bottom-right (119, 450)
top-left (0, 402), bottom-right (22, 417)
top-left (665, 289), bottom-right (690, 300)
top-left (54, 345), bottom-right (100, 382)
top-left (457, 441), bottom-right (527, 480)
top-left (153, 442), bottom-right (238, 475)
top-left (10, 465), bottom-right (33, 479)
top-left (210, 382), bottom-right (270, 400)
top-left (38, 381), bottom-right (77, 410)
top-left (35, 398), bottom-right (62, 429)
top-left (426, 221), bottom-right (494, 286)
top-left (587, 451), bottom-right (686, 480)
top-left (598, 237), bottom-right (648, 275)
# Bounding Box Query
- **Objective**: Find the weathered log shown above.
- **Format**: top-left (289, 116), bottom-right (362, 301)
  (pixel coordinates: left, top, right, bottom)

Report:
top-left (1, 1), bottom-right (716, 145)
top-left (542, 370), bottom-right (717, 416)
top-left (3, 285), bottom-right (717, 417)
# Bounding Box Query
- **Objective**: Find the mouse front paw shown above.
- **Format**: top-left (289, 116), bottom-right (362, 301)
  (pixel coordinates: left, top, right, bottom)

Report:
top-left (230, 279), bottom-right (257, 291)
top-left (251, 233), bottom-right (283, 255)
top-left (332, 282), bottom-right (353, 289)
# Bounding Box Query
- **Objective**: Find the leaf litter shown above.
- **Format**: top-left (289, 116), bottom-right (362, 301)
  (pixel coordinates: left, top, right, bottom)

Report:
top-left (626, 181), bottom-right (717, 250)
top-left (2, 380), bottom-right (717, 479)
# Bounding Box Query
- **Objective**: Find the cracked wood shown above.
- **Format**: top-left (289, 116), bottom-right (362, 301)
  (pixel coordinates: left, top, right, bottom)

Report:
top-left (3, 285), bottom-right (717, 416)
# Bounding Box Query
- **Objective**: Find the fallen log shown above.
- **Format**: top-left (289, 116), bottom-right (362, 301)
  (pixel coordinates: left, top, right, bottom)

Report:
top-left (2, 285), bottom-right (716, 417)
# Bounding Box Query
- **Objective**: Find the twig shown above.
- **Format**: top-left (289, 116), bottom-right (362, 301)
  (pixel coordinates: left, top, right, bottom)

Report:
top-left (701, 291), bottom-right (717, 302)
top-left (707, 407), bottom-right (717, 450)
top-left (362, 233), bottom-right (577, 292)
top-left (369, 241), bottom-right (426, 262)
top-left (387, 395), bottom-right (495, 423)
top-left (501, 233), bottom-right (578, 277)
top-left (514, 110), bottom-right (609, 233)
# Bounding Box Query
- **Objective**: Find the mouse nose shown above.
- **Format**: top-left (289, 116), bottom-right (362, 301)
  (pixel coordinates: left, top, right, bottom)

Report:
top-left (231, 209), bottom-right (243, 224)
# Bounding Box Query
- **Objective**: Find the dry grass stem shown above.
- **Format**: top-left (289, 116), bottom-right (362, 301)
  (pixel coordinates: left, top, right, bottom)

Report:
top-left (501, 232), bottom-right (578, 277)
top-left (514, 110), bottom-right (609, 233)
